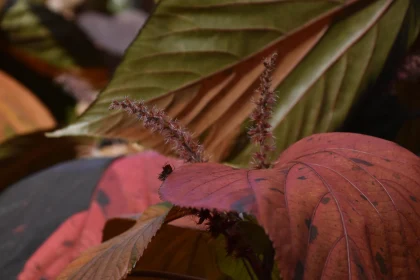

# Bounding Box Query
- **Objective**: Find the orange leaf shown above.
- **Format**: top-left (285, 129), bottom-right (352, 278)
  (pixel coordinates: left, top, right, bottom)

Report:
top-left (160, 132), bottom-right (420, 279)
top-left (0, 71), bottom-right (56, 142)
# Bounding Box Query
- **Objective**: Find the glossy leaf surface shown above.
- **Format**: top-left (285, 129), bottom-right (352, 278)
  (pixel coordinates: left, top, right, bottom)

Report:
top-left (160, 133), bottom-right (420, 279)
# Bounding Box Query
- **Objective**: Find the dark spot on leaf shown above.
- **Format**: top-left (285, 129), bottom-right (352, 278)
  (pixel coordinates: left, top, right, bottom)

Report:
top-left (269, 188), bottom-right (284, 194)
top-left (62, 240), bottom-right (74, 247)
top-left (321, 197), bottom-right (330, 204)
top-left (375, 252), bottom-right (388, 275)
top-left (380, 247), bottom-right (384, 252)
top-left (293, 261), bottom-right (304, 280)
top-left (410, 195), bottom-right (417, 202)
top-left (36, 264), bottom-right (41, 271)
top-left (231, 194), bottom-right (255, 213)
top-left (350, 158), bottom-right (373, 166)
top-left (309, 225), bottom-right (318, 243)
top-left (298, 167), bottom-right (305, 170)
top-left (96, 189), bottom-right (110, 207)
top-left (255, 177), bottom-right (267, 182)
top-left (349, 218), bottom-right (352, 223)
top-left (384, 158), bottom-right (390, 162)
top-left (40, 277), bottom-right (48, 280)
top-left (393, 173), bottom-right (401, 180)
top-left (305, 218), bottom-right (311, 229)
top-left (372, 201), bottom-right (378, 206)
top-left (297, 176), bottom-right (306, 180)
top-left (307, 137), bottom-right (313, 142)
top-left (360, 194), bottom-right (368, 200)
top-left (352, 166), bottom-right (361, 171)
top-left (356, 263), bottom-right (364, 276)
top-left (13, 224), bottom-right (26, 233)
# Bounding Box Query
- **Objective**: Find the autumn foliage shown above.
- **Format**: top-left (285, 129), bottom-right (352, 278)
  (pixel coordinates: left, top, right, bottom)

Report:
top-left (2, 1), bottom-right (420, 280)
top-left (161, 132), bottom-right (420, 279)
top-left (55, 50), bottom-right (420, 280)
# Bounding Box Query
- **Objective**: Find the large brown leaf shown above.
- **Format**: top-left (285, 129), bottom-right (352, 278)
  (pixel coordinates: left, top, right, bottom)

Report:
top-left (103, 218), bottom-right (274, 280)
top-left (128, 224), bottom-right (222, 280)
top-left (160, 133), bottom-right (420, 279)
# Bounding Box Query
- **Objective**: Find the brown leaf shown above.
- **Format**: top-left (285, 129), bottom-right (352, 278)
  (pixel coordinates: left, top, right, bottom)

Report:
top-left (0, 130), bottom-right (94, 191)
top-left (57, 202), bottom-right (172, 280)
top-left (160, 132), bottom-right (420, 279)
top-left (127, 225), bottom-right (222, 280)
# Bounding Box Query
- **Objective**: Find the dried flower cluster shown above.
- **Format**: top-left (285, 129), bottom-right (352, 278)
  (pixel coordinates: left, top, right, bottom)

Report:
top-left (248, 52), bottom-right (278, 169)
top-left (109, 98), bottom-right (205, 163)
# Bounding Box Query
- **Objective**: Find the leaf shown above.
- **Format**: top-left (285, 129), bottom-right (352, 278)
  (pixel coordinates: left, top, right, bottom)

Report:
top-left (0, 0), bottom-right (108, 87)
top-left (57, 202), bottom-right (172, 280)
top-left (49, 0), bottom-right (357, 159)
top-left (232, 0), bottom-right (420, 164)
top-left (0, 130), bottom-right (94, 191)
top-left (0, 151), bottom-right (180, 279)
top-left (50, 0), bottom-right (419, 163)
top-left (213, 220), bottom-right (281, 280)
top-left (0, 157), bottom-right (116, 280)
top-left (102, 213), bottom-right (278, 280)
top-left (128, 224), bottom-right (223, 280)
top-left (160, 132), bottom-right (420, 279)
top-left (0, 70), bottom-right (56, 143)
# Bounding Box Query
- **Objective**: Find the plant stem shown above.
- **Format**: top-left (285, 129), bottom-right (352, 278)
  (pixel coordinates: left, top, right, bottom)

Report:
top-left (244, 251), bottom-right (267, 280)
top-left (129, 270), bottom-right (206, 280)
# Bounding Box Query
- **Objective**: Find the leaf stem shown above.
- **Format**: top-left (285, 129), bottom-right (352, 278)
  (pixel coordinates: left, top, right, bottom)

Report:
top-left (129, 270), bottom-right (206, 280)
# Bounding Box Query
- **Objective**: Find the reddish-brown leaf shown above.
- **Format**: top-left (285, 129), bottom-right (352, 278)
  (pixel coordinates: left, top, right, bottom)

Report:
top-left (160, 133), bottom-right (420, 279)
top-left (57, 202), bottom-right (172, 280)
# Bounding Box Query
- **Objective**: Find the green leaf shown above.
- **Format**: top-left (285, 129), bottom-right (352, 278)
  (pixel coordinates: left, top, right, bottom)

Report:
top-left (213, 220), bottom-right (281, 280)
top-left (232, 0), bottom-right (419, 164)
top-left (48, 0), bottom-right (358, 151)
top-left (57, 202), bottom-right (172, 280)
top-left (49, 0), bottom-right (419, 164)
